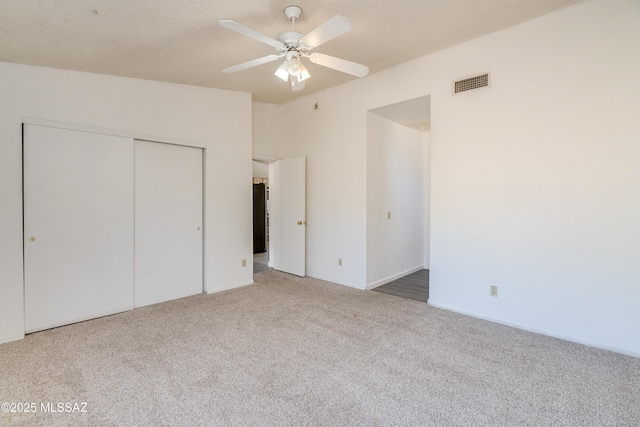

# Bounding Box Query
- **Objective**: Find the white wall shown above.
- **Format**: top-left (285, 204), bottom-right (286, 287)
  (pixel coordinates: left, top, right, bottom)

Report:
top-left (0, 62), bottom-right (253, 344)
top-left (253, 0), bottom-right (640, 356)
top-left (366, 113), bottom-right (424, 288)
top-left (423, 126), bottom-right (431, 269)
top-left (427, 0), bottom-right (640, 356)
top-left (275, 94), bottom-right (370, 288)
top-left (252, 161), bottom-right (269, 178)
top-left (252, 102), bottom-right (280, 161)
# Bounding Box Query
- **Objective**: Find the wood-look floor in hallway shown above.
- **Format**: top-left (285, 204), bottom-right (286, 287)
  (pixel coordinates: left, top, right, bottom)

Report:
top-left (373, 269), bottom-right (429, 302)
top-left (254, 251), bottom-right (269, 273)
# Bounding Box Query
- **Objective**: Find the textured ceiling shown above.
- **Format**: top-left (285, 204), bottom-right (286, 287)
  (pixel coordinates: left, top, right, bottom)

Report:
top-left (0, 0), bottom-right (585, 104)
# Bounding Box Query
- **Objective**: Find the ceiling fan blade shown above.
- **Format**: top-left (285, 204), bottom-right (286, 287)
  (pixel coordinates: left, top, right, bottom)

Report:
top-left (219, 20), bottom-right (284, 49)
top-left (309, 53), bottom-right (369, 77)
top-left (223, 54), bottom-right (283, 73)
top-left (300, 16), bottom-right (352, 49)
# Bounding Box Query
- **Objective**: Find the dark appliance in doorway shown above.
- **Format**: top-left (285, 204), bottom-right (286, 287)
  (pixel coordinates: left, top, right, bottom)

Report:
top-left (253, 183), bottom-right (267, 253)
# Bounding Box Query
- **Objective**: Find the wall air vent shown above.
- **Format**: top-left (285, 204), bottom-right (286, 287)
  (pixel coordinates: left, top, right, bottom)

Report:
top-left (453, 73), bottom-right (490, 94)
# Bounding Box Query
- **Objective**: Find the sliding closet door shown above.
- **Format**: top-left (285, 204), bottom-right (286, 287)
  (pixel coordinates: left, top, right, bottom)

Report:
top-left (23, 125), bottom-right (134, 333)
top-left (134, 141), bottom-right (203, 307)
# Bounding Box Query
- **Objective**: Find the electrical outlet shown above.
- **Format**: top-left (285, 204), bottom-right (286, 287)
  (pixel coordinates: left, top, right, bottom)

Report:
top-left (242, 259), bottom-right (247, 267)
top-left (490, 285), bottom-right (498, 297)
top-left (338, 258), bottom-right (342, 266)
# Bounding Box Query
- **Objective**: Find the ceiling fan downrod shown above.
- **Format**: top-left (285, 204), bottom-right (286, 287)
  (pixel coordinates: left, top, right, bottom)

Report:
top-left (284, 5), bottom-right (302, 32)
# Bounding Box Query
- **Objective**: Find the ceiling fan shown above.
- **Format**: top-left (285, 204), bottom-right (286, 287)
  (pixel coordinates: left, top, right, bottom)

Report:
top-left (219, 5), bottom-right (369, 92)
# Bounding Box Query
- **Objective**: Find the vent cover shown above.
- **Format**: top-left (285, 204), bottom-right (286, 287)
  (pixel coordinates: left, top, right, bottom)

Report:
top-left (453, 73), bottom-right (489, 94)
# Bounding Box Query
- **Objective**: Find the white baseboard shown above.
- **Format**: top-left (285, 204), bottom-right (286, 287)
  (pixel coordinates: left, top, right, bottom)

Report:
top-left (206, 280), bottom-right (253, 294)
top-left (366, 266), bottom-right (424, 290)
top-left (428, 301), bottom-right (640, 359)
top-left (0, 334), bottom-right (25, 345)
top-left (306, 274), bottom-right (366, 290)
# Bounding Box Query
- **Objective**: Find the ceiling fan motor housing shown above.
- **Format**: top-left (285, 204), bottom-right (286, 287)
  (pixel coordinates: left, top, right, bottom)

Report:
top-left (277, 31), bottom-right (304, 48)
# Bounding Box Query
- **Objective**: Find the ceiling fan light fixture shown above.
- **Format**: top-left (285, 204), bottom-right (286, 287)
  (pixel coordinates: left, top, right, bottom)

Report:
top-left (291, 77), bottom-right (305, 92)
top-left (274, 61), bottom-right (290, 81)
top-left (297, 63), bottom-right (311, 82)
top-left (287, 56), bottom-right (302, 76)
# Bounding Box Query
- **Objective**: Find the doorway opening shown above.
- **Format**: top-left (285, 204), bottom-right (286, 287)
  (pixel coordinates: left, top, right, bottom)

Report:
top-left (252, 160), bottom-right (270, 273)
top-left (366, 95), bottom-right (431, 302)
top-left (252, 156), bottom-right (307, 277)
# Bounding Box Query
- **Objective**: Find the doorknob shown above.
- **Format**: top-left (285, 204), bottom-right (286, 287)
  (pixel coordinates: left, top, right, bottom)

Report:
top-left (297, 221), bottom-right (302, 225)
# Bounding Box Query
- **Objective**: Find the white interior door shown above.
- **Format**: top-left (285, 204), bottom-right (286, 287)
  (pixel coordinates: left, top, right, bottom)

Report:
top-left (272, 156), bottom-right (306, 276)
top-left (134, 140), bottom-right (203, 307)
top-left (23, 125), bottom-right (134, 333)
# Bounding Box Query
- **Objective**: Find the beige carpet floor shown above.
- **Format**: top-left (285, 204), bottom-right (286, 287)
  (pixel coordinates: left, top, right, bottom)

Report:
top-left (1, 269), bottom-right (639, 426)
